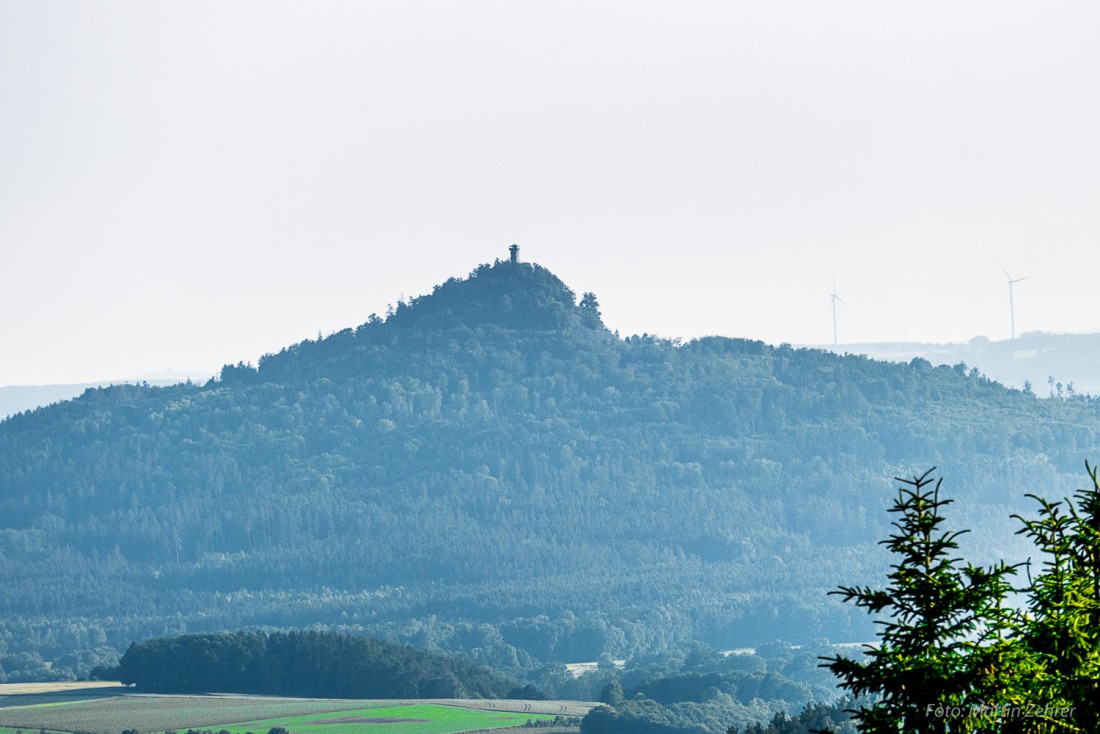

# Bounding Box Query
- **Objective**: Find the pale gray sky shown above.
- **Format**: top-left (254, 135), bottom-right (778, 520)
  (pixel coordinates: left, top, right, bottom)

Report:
top-left (3, 2), bottom-right (1100, 385)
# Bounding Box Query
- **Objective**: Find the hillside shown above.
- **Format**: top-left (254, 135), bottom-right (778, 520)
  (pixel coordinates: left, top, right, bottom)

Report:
top-left (3, 258), bottom-right (1100, 681)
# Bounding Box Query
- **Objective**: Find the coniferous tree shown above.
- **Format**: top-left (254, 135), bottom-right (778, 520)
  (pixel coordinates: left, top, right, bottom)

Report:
top-left (824, 465), bottom-right (1100, 733)
top-left (1007, 464), bottom-right (1100, 732)
top-left (579, 291), bottom-right (602, 327)
top-left (822, 470), bottom-right (1020, 733)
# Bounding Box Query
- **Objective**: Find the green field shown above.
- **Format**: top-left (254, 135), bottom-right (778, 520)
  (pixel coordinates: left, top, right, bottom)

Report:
top-left (0, 693), bottom-right (583, 734)
top-left (208, 703), bottom-right (554, 734)
top-left (0, 695), bottom-right (378, 733)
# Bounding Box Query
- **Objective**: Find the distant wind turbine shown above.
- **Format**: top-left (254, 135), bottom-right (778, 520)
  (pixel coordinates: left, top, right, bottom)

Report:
top-left (1001, 266), bottom-right (1029, 340)
top-left (830, 278), bottom-right (846, 347)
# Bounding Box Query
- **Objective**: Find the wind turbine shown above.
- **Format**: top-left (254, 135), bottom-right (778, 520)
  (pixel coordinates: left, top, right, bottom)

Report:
top-left (830, 278), bottom-right (846, 347)
top-left (1001, 266), bottom-right (1029, 340)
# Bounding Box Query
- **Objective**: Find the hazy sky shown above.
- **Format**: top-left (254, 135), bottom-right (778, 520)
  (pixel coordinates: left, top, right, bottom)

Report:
top-left (4, 2), bottom-right (1100, 385)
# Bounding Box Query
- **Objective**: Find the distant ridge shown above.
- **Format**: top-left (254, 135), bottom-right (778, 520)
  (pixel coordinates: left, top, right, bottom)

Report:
top-left (0, 372), bottom-right (210, 419)
top-left (817, 330), bottom-right (1100, 396)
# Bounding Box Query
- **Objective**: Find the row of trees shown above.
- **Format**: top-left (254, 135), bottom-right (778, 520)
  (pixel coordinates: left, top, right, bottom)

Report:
top-left (823, 467), bottom-right (1100, 733)
top-left (113, 630), bottom-right (522, 699)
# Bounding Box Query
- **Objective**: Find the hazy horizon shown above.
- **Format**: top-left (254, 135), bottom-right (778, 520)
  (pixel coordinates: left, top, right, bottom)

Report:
top-left (5, 2), bottom-right (1100, 385)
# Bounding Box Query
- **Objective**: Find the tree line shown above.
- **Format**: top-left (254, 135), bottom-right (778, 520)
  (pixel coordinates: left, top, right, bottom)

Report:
top-left (110, 630), bottom-right (523, 699)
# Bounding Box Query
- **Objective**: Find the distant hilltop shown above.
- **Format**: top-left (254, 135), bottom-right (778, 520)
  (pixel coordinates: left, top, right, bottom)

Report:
top-left (0, 371), bottom-right (211, 419)
top-left (816, 331), bottom-right (1100, 397)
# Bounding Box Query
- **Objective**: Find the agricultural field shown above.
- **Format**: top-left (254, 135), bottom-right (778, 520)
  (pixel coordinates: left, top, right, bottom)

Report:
top-left (0, 691), bottom-right (592, 734)
top-left (201, 703), bottom-right (559, 734)
top-left (0, 682), bottom-right (127, 710)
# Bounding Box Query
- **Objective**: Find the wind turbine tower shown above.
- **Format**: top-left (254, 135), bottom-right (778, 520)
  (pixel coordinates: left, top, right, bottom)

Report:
top-left (1002, 266), bottom-right (1029, 340)
top-left (830, 279), bottom-right (846, 347)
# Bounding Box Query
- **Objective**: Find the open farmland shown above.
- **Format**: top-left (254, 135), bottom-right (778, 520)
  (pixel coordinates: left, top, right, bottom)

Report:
top-left (0, 682), bottom-right (128, 710)
top-left (0, 694), bottom-right (394, 732)
top-left (207, 703), bottom-right (558, 734)
top-left (0, 694), bottom-right (592, 734)
top-left (0, 682), bottom-right (124, 697)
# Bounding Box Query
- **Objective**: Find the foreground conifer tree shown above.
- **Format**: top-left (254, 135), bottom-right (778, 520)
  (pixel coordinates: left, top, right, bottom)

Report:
top-left (823, 467), bottom-right (1100, 734)
top-left (821, 470), bottom-right (1020, 733)
top-left (1007, 464), bottom-right (1100, 733)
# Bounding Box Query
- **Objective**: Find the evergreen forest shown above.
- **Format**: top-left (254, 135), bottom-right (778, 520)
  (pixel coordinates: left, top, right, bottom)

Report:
top-left (3, 259), bottom-right (1100, 688)
top-left (110, 630), bottom-right (521, 698)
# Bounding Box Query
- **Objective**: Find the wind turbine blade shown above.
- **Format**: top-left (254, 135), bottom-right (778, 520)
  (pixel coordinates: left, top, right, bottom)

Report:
top-left (1001, 264), bottom-right (1012, 281)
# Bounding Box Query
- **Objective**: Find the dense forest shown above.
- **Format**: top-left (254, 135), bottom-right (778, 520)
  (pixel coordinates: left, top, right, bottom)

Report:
top-left (3, 258), bottom-right (1100, 683)
top-left (581, 697), bottom-right (858, 734)
top-left (573, 639), bottom-right (850, 733)
top-left (110, 630), bottom-right (521, 698)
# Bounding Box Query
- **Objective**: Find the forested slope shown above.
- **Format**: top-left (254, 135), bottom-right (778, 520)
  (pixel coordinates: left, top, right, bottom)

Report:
top-left (2, 259), bottom-right (1100, 679)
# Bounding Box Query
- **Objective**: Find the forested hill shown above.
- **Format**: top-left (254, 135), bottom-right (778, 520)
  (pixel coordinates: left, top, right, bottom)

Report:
top-left (3, 258), bottom-right (1100, 680)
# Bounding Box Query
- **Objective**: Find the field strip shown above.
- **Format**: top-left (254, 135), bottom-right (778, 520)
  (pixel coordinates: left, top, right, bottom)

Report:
top-left (0, 682), bottom-right (122, 696)
top-left (1, 699), bottom-right (100, 711)
top-left (202, 702), bottom-right (559, 734)
top-left (430, 699), bottom-right (597, 717)
top-left (0, 695), bottom-right (596, 734)
top-left (0, 695), bottom-right (380, 732)
top-left (0, 687), bottom-right (128, 712)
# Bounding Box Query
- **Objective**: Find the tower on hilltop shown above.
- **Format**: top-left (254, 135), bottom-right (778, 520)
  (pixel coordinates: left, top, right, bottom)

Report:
top-left (509, 244), bottom-right (519, 264)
